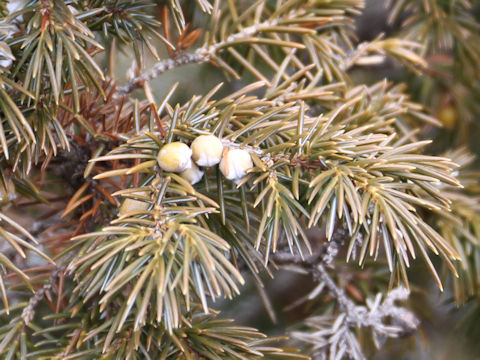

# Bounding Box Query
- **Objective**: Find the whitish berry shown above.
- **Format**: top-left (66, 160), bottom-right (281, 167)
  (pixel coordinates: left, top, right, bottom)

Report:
top-left (181, 163), bottom-right (204, 185)
top-left (191, 134), bottom-right (223, 167)
top-left (157, 142), bottom-right (192, 172)
top-left (219, 148), bottom-right (253, 181)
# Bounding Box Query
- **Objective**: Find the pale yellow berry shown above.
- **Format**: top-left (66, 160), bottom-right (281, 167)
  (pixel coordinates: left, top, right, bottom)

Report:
top-left (219, 148), bottom-right (253, 181)
top-left (119, 192), bottom-right (149, 215)
top-left (437, 106), bottom-right (458, 130)
top-left (181, 163), bottom-right (204, 185)
top-left (191, 134), bottom-right (224, 167)
top-left (157, 142), bottom-right (192, 172)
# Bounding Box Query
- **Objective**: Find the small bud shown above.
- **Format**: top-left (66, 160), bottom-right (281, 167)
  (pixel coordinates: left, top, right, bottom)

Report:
top-left (437, 105), bottom-right (457, 129)
top-left (181, 163), bottom-right (204, 185)
top-left (191, 134), bottom-right (223, 167)
top-left (219, 148), bottom-right (253, 181)
top-left (157, 142), bottom-right (192, 172)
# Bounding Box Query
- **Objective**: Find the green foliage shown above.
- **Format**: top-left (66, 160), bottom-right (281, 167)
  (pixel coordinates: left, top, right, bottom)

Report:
top-left (0, 0), bottom-right (479, 358)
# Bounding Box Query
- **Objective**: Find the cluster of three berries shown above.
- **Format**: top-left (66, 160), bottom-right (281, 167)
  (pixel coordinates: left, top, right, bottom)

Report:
top-left (157, 135), bottom-right (253, 184)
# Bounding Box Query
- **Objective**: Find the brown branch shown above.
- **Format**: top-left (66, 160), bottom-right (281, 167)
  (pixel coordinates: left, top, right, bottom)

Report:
top-left (289, 157), bottom-right (328, 170)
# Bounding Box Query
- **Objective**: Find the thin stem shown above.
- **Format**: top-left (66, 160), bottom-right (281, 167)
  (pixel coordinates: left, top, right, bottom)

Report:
top-left (117, 53), bottom-right (208, 95)
top-left (21, 269), bottom-right (60, 324)
top-left (117, 19), bottom-right (279, 95)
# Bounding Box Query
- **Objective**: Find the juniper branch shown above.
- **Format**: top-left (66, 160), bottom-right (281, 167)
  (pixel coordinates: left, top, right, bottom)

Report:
top-left (277, 230), bottom-right (419, 335)
top-left (116, 18), bottom-right (280, 95)
top-left (21, 270), bottom-right (59, 324)
top-left (282, 232), bottom-right (419, 358)
top-left (117, 53), bottom-right (208, 95)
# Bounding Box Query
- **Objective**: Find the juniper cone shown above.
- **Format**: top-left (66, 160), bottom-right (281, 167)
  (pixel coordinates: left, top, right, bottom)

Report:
top-left (157, 141), bottom-right (193, 172)
top-left (191, 134), bottom-right (223, 167)
top-left (180, 162), bottom-right (204, 184)
top-left (0, 0), bottom-right (479, 359)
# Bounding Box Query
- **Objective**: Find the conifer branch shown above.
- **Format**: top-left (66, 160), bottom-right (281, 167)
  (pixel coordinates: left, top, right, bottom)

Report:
top-left (278, 231), bottom-right (419, 359)
top-left (117, 17), bottom-right (284, 94)
top-left (117, 52), bottom-right (208, 95)
top-left (0, 0), bottom-right (479, 358)
top-left (21, 269), bottom-right (59, 325)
